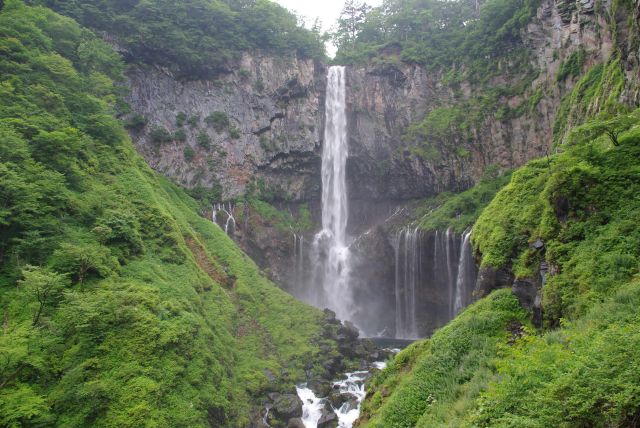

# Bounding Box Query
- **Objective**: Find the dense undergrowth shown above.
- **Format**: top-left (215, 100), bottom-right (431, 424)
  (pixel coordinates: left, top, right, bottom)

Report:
top-left (0, 2), bottom-right (334, 426)
top-left (359, 108), bottom-right (640, 426)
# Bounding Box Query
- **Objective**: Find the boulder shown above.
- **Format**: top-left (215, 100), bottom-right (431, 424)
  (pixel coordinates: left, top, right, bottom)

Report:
top-left (287, 417), bottom-right (306, 428)
top-left (307, 379), bottom-right (332, 398)
top-left (317, 404), bottom-right (338, 428)
top-left (328, 391), bottom-right (359, 411)
top-left (474, 266), bottom-right (514, 298)
top-left (268, 393), bottom-right (303, 421)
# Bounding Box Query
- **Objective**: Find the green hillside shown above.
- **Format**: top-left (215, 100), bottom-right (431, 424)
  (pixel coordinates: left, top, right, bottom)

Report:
top-left (358, 80), bottom-right (640, 427)
top-left (0, 2), bottom-right (335, 426)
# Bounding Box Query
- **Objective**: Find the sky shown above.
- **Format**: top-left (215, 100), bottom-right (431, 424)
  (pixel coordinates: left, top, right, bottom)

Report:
top-left (274, 0), bottom-right (383, 56)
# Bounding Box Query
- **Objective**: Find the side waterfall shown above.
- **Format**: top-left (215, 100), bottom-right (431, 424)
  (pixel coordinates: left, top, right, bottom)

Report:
top-left (393, 227), bottom-right (477, 338)
top-left (310, 66), bottom-right (353, 321)
top-left (454, 229), bottom-right (475, 315)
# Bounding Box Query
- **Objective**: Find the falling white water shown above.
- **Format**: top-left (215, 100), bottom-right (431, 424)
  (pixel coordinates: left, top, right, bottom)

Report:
top-left (212, 204), bottom-right (218, 225)
top-left (393, 227), bottom-right (478, 338)
top-left (311, 66), bottom-right (353, 321)
top-left (296, 364), bottom-right (386, 428)
top-left (222, 202), bottom-right (236, 235)
top-left (454, 229), bottom-right (475, 315)
top-left (293, 233), bottom-right (305, 289)
top-left (333, 371), bottom-right (368, 427)
top-left (394, 227), bottom-right (421, 339)
top-left (297, 385), bottom-right (324, 427)
top-left (445, 228), bottom-right (456, 317)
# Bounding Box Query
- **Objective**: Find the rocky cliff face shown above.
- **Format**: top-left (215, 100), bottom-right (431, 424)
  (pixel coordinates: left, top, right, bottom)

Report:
top-left (126, 53), bottom-right (326, 201)
top-left (344, 0), bottom-right (617, 205)
top-left (122, 0), bottom-right (640, 337)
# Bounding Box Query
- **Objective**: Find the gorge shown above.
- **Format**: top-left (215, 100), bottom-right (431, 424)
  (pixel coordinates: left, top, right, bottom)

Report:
top-left (3, 0), bottom-right (640, 426)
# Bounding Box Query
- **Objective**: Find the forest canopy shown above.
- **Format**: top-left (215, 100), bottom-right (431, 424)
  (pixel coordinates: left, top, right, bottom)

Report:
top-left (334, 0), bottom-right (538, 69)
top-left (40, 0), bottom-right (327, 78)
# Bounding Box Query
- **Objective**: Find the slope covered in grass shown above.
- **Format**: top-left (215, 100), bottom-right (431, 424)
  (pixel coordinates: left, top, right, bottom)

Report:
top-left (359, 104), bottom-right (640, 426)
top-left (0, 2), bottom-right (335, 426)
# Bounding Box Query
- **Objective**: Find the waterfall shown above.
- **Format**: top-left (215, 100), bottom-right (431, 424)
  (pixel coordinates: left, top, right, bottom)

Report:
top-left (453, 229), bottom-right (476, 315)
top-left (393, 226), bottom-right (478, 338)
top-left (394, 227), bottom-right (422, 339)
top-left (221, 203), bottom-right (235, 235)
top-left (212, 203), bottom-right (219, 226)
top-left (310, 66), bottom-right (353, 321)
top-left (292, 233), bottom-right (305, 289)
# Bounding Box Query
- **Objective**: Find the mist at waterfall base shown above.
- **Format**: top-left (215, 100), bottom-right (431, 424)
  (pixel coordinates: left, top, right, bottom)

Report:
top-left (288, 66), bottom-right (478, 339)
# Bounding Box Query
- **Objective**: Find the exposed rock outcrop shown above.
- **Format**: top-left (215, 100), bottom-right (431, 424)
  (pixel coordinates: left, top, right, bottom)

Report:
top-left (126, 53), bottom-right (325, 201)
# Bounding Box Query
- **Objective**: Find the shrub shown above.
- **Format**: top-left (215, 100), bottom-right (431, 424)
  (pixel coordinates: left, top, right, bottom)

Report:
top-left (183, 146), bottom-right (195, 161)
top-left (187, 115), bottom-right (200, 128)
top-left (196, 130), bottom-right (211, 149)
top-left (149, 126), bottom-right (172, 144)
top-left (230, 127), bottom-right (241, 139)
top-left (205, 111), bottom-right (229, 132)
top-left (124, 113), bottom-right (147, 131)
top-left (174, 128), bottom-right (187, 142)
top-left (175, 112), bottom-right (187, 127)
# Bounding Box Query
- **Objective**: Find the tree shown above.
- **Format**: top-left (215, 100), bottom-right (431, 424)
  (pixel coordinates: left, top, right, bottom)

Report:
top-left (334, 0), bottom-right (371, 51)
top-left (569, 114), bottom-right (637, 147)
top-left (51, 242), bottom-right (117, 286)
top-left (18, 266), bottom-right (68, 326)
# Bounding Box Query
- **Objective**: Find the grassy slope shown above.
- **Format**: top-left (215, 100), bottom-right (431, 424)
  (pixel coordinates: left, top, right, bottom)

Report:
top-left (359, 64), bottom-right (640, 425)
top-left (413, 171), bottom-right (513, 233)
top-left (0, 2), bottom-right (334, 426)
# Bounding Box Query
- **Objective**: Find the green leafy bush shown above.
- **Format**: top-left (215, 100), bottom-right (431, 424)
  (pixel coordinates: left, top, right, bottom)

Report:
top-left (124, 113), bottom-right (147, 131)
top-left (196, 130), bottom-right (211, 149)
top-left (183, 146), bottom-right (195, 161)
top-left (173, 128), bottom-right (187, 142)
top-left (149, 126), bottom-right (172, 144)
top-left (205, 111), bottom-right (229, 132)
top-left (230, 127), bottom-right (241, 139)
top-left (175, 112), bottom-right (187, 127)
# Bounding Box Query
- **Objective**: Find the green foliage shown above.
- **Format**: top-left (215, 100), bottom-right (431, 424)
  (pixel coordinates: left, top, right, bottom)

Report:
top-left (260, 135), bottom-right (277, 152)
top-left (230, 127), bottom-right (241, 139)
top-left (173, 128), bottom-right (187, 142)
top-left (183, 146), bottom-right (196, 161)
top-left (196, 130), bottom-right (211, 149)
top-left (335, 0), bottom-right (539, 76)
top-left (364, 108), bottom-right (640, 427)
top-left (205, 111), bottom-right (229, 132)
top-left (0, 4), bottom-right (335, 426)
top-left (187, 115), bottom-right (200, 128)
top-left (404, 106), bottom-right (470, 161)
top-left (19, 265), bottom-right (69, 326)
top-left (554, 57), bottom-right (627, 143)
top-left (361, 290), bottom-right (529, 427)
top-left (464, 277), bottom-right (640, 427)
top-left (247, 199), bottom-right (313, 233)
top-left (123, 113), bottom-right (146, 132)
top-left (556, 49), bottom-right (586, 82)
top-left (187, 184), bottom-right (223, 210)
top-left (474, 110), bottom-right (640, 322)
top-left (149, 125), bottom-right (172, 144)
top-left (41, 0), bottom-right (326, 79)
top-left (175, 112), bottom-right (187, 127)
top-left (415, 171), bottom-right (513, 233)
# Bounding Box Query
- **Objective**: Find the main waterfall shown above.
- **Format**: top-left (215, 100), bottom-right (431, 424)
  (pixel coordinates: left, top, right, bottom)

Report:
top-left (311, 66), bottom-right (354, 321)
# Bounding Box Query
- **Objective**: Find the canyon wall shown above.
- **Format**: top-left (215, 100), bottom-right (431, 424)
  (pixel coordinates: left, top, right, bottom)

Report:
top-left (123, 0), bottom-right (640, 336)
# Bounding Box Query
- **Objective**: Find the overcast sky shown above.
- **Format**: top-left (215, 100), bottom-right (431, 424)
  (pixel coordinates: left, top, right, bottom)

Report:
top-left (274, 0), bottom-right (383, 56)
